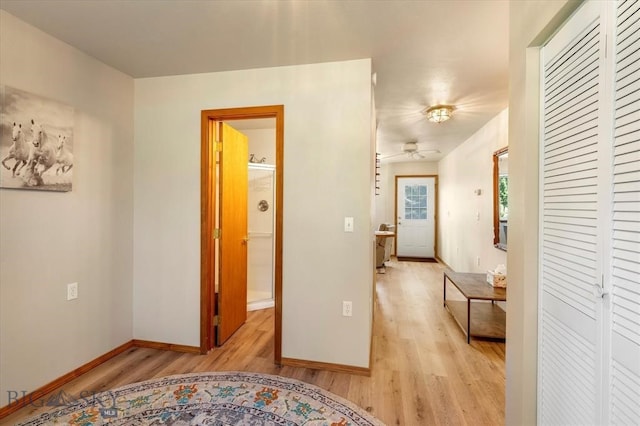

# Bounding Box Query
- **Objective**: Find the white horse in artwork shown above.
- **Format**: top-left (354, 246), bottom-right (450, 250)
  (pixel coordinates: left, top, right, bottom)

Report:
top-left (1, 122), bottom-right (30, 177)
top-left (29, 119), bottom-right (58, 177)
top-left (55, 135), bottom-right (74, 175)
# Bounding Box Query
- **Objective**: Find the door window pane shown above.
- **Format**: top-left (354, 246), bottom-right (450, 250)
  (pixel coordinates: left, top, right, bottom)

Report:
top-left (404, 198), bottom-right (412, 209)
top-left (404, 184), bottom-right (429, 220)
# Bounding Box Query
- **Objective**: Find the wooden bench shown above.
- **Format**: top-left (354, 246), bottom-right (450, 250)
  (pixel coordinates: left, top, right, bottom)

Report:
top-left (443, 270), bottom-right (507, 343)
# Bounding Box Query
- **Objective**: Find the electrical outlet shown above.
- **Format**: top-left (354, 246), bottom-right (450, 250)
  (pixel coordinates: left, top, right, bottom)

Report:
top-left (477, 256), bottom-right (481, 267)
top-left (342, 301), bottom-right (353, 317)
top-left (67, 282), bottom-right (78, 301)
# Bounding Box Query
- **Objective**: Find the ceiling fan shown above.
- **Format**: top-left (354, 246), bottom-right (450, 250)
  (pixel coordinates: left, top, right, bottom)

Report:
top-left (380, 142), bottom-right (440, 160)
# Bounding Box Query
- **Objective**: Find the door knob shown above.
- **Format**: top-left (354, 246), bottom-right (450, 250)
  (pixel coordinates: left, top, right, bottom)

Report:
top-left (593, 284), bottom-right (607, 298)
top-left (242, 237), bottom-right (249, 244)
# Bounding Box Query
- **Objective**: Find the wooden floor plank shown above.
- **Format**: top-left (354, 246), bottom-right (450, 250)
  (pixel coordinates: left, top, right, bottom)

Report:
top-left (2, 260), bottom-right (505, 425)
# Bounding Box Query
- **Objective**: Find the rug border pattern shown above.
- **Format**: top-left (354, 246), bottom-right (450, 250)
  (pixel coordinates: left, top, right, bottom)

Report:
top-left (19, 371), bottom-right (383, 426)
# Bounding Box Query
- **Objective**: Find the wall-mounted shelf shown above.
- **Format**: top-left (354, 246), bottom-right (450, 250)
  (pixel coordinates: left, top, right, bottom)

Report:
top-left (375, 153), bottom-right (381, 195)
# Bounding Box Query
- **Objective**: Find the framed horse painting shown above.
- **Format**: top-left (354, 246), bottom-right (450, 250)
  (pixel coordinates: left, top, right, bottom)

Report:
top-left (0, 85), bottom-right (74, 192)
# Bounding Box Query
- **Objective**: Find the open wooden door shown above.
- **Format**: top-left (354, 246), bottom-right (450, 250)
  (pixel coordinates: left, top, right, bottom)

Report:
top-left (216, 122), bottom-right (249, 345)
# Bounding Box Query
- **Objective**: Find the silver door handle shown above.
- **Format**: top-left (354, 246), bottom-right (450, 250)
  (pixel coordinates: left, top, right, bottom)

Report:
top-left (593, 284), bottom-right (607, 298)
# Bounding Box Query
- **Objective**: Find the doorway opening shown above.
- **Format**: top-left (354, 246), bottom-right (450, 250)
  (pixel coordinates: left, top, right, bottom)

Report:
top-left (200, 105), bottom-right (284, 365)
top-left (232, 120), bottom-right (276, 312)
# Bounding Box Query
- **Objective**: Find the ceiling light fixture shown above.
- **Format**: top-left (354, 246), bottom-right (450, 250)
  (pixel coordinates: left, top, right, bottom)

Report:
top-left (425, 105), bottom-right (455, 123)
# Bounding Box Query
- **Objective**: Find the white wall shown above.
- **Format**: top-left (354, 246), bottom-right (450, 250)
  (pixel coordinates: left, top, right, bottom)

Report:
top-left (134, 59), bottom-right (374, 367)
top-left (437, 109), bottom-right (508, 273)
top-left (507, 1), bottom-right (579, 424)
top-left (245, 128), bottom-right (276, 165)
top-left (0, 11), bottom-right (134, 406)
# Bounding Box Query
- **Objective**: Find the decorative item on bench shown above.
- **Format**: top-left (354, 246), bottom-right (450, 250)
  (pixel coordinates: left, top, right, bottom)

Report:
top-left (487, 264), bottom-right (507, 288)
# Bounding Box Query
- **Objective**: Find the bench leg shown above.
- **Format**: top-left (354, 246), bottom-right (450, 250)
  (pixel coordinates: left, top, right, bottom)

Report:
top-left (466, 299), bottom-right (471, 344)
top-left (443, 275), bottom-right (447, 307)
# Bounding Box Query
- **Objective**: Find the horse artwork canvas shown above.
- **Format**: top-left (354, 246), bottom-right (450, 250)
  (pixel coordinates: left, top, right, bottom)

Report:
top-left (0, 85), bottom-right (74, 192)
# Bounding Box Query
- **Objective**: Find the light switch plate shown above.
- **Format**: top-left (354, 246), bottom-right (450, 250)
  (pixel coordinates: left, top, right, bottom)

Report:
top-left (344, 217), bottom-right (354, 232)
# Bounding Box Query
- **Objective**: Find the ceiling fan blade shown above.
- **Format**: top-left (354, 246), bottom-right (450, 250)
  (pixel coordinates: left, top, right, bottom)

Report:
top-left (379, 152), bottom-right (407, 159)
top-left (380, 148), bottom-right (440, 160)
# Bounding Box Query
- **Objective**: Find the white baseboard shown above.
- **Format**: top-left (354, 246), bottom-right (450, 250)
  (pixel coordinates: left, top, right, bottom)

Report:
top-left (248, 299), bottom-right (275, 311)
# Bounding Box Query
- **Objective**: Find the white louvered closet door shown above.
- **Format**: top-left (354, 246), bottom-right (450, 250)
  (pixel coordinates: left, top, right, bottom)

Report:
top-left (540, 0), bottom-right (640, 424)
top-left (609, 0), bottom-right (640, 423)
top-left (540, 1), bottom-right (607, 424)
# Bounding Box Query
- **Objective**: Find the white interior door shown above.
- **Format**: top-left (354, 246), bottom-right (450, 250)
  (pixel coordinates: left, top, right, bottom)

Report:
top-left (396, 176), bottom-right (435, 258)
top-left (539, 2), bottom-right (606, 423)
top-left (538, 2), bottom-right (640, 423)
top-left (609, 0), bottom-right (640, 422)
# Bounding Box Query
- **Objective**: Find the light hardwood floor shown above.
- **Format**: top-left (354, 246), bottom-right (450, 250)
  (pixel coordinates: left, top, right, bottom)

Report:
top-left (3, 260), bottom-right (505, 425)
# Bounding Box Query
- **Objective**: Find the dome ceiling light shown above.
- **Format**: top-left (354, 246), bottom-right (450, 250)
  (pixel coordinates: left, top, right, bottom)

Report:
top-left (424, 105), bottom-right (455, 123)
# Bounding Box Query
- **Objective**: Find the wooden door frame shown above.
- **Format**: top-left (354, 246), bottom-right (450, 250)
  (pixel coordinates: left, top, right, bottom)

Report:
top-left (201, 105), bottom-right (284, 365)
top-left (393, 175), bottom-right (439, 258)
top-left (492, 146), bottom-right (508, 247)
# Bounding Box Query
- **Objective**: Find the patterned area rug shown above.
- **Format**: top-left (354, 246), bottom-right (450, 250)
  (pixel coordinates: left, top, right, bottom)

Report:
top-left (20, 371), bottom-right (384, 425)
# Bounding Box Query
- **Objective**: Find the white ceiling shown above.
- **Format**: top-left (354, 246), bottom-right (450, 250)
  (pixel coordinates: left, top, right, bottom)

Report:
top-left (0, 0), bottom-right (509, 162)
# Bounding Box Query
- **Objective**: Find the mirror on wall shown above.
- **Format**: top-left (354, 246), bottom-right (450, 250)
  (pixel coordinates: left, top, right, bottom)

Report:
top-left (493, 147), bottom-right (508, 251)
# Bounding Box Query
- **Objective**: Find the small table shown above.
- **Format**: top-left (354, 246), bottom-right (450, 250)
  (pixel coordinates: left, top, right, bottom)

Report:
top-left (443, 270), bottom-right (507, 344)
top-left (374, 231), bottom-right (395, 237)
top-left (375, 231), bottom-right (395, 272)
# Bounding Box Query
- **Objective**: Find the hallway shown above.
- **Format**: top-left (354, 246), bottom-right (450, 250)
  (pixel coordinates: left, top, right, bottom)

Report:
top-left (371, 260), bottom-right (505, 424)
